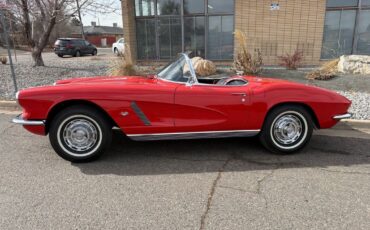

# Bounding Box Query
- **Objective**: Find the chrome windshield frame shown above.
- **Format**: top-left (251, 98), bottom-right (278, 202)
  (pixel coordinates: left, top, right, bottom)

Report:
top-left (156, 53), bottom-right (198, 86)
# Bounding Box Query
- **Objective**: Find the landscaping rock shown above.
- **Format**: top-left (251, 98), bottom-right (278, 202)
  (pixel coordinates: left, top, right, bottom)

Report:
top-left (338, 55), bottom-right (370, 74)
top-left (184, 57), bottom-right (217, 77)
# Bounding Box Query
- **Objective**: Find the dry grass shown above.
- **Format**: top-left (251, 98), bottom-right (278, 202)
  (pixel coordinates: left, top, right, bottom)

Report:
top-left (306, 59), bottom-right (339, 80)
top-left (0, 56), bottom-right (7, 65)
top-left (233, 30), bottom-right (263, 74)
top-left (278, 49), bottom-right (304, 70)
top-left (108, 44), bottom-right (138, 76)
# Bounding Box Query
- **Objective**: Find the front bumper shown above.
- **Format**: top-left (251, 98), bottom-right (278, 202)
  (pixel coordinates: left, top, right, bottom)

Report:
top-left (12, 114), bottom-right (45, 126)
top-left (333, 113), bottom-right (352, 120)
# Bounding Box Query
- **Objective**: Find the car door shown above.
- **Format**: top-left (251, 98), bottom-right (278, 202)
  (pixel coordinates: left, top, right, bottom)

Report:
top-left (80, 40), bottom-right (90, 54)
top-left (174, 84), bottom-right (251, 132)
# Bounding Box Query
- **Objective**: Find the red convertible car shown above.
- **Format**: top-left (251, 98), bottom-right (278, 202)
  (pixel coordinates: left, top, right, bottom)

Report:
top-left (13, 54), bottom-right (352, 162)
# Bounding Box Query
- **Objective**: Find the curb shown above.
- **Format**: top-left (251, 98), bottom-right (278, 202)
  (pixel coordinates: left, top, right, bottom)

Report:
top-left (0, 101), bottom-right (20, 111)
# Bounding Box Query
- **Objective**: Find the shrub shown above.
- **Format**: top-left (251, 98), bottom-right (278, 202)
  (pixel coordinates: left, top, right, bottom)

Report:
top-left (233, 30), bottom-right (263, 74)
top-left (108, 44), bottom-right (137, 76)
top-left (278, 49), bottom-right (304, 70)
top-left (306, 59), bottom-right (339, 81)
top-left (0, 56), bottom-right (7, 65)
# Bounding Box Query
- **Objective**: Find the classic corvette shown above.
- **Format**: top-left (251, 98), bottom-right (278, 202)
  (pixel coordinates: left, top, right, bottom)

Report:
top-left (13, 53), bottom-right (352, 162)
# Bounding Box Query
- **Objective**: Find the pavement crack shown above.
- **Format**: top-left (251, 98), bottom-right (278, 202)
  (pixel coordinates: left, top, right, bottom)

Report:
top-left (256, 168), bottom-right (277, 210)
top-left (218, 185), bottom-right (249, 193)
top-left (0, 123), bottom-right (15, 135)
top-left (199, 157), bottom-right (232, 230)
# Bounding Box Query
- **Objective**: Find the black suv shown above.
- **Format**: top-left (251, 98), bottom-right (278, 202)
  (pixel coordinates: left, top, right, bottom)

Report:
top-left (54, 38), bottom-right (97, 57)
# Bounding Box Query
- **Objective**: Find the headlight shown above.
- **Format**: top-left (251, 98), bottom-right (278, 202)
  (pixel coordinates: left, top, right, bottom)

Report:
top-left (53, 82), bottom-right (57, 86)
top-left (15, 91), bottom-right (20, 100)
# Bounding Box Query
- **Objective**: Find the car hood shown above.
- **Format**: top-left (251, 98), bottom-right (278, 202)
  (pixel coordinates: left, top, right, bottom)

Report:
top-left (55, 76), bottom-right (154, 86)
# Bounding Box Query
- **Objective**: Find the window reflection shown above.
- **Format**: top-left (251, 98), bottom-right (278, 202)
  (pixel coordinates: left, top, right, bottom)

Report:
top-left (208, 0), bottom-right (234, 13)
top-left (321, 11), bottom-right (356, 59)
top-left (184, 17), bottom-right (205, 57)
top-left (135, 0), bottom-right (155, 16)
top-left (356, 10), bottom-right (370, 55)
top-left (158, 17), bottom-right (182, 59)
top-left (134, 0), bottom-right (235, 60)
top-left (326, 0), bottom-right (358, 7)
top-left (184, 0), bottom-right (205, 14)
top-left (157, 0), bottom-right (181, 15)
top-left (136, 19), bottom-right (156, 59)
top-left (208, 16), bottom-right (234, 60)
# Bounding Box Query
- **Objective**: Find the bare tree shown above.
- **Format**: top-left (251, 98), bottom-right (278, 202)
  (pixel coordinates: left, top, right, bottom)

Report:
top-left (10, 0), bottom-right (118, 66)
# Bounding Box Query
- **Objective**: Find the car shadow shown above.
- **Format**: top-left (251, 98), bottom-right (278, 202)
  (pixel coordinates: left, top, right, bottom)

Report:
top-left (72, 128), bottom-right (370, 176)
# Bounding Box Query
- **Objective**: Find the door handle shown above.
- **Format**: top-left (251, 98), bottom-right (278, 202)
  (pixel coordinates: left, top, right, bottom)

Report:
top-left (231, 93), bottom-right (246, 97)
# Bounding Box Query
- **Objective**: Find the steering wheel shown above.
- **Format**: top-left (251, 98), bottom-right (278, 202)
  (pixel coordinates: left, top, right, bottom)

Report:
top-left (217, 77), bottom-right (248, 86)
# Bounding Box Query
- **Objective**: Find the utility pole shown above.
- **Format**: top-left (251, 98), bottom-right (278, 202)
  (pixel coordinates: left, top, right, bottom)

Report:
top-left (76, 0), bottom-right (85, 39)
top-left (0, 9), bottom-right (18, 94)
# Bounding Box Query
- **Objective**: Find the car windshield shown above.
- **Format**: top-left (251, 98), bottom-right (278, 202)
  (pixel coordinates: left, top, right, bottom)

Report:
top-left (157, 55), bottom-right (193, 83)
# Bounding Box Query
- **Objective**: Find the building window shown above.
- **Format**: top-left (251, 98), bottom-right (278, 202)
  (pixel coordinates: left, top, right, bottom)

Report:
top-left (134, 0), bottom-right (235, 60)
top-left (208, 16), bottom-right (234, 59)
top-left (321, 0), bottom-right (370, 59)
top-left (135, 0), bottom-right (156, 16)
top-left (136, 19), bottom-right (156, 59)
top-left (184, 16), bottom-right (205, 57)
top-left (184, 0), bottom-right (205, 14)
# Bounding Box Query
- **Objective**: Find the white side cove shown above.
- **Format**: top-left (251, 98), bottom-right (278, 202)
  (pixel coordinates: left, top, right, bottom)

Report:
top-left (127, 130), bottom-right (261, 141)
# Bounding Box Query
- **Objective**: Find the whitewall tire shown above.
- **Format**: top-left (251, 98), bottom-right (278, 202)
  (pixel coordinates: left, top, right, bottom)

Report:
top-left (49, 105), bottom-right (112, 162)
top-left (259, 105), bottom-right (313, 154)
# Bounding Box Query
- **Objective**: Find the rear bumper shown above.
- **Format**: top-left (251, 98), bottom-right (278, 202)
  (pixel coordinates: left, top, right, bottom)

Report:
top-left (12, 114), bottom-right (45, 126)
top-left (333, 113), bottom-right (352, 120)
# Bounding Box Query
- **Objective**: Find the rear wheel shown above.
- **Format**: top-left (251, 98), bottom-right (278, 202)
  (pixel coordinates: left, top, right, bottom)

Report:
top-left (57, 54), bottom-right (63, 58)
top-left (259, 105), bottom-right (313, 154)
top-left (49, 105), bottom-right (112, 162)
top-left (92, 49), bottom-right (97, 56)
top-left (74, 50), bottom-right (81, 57)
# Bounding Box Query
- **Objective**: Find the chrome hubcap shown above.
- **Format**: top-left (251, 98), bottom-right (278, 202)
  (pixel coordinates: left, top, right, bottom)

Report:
top-left (273, 114), bottom-right (303, 145)
top-left (62, 119), bottom-right (98, 152)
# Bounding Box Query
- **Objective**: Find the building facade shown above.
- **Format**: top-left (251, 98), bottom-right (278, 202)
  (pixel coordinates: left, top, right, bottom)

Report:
top-left (71, 22), bottom-right (124, 47)
top-left (121, 0), bottom-right (370, 65)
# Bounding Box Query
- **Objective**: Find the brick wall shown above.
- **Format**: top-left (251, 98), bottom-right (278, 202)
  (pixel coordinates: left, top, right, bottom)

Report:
top-left (235, 0), bottom-right (326, 66)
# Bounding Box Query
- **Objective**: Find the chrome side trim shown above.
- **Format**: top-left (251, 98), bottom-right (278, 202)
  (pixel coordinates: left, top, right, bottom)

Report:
top-left (128, 130), bottom-right (260, 141)
top-left (131, 102), bottom-right (151, 126)
top-left (333, 113), bottom-right (352, 120)
top-left (12, 114), bottom-right (45, 126)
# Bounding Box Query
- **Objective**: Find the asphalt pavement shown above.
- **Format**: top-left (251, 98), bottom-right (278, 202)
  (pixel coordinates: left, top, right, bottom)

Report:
top-left (0, 113), bottom-right (369, 229)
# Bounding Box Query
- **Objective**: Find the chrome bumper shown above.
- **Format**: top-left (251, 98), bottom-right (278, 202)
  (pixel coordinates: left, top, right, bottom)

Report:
top-left (333, 113), bottom-right (352, 120)
top-left (12, 114), bottom-right (45, 126)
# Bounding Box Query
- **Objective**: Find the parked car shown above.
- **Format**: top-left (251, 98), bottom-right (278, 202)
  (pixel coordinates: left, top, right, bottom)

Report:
top-left (112, 38), bottom-right (125, 56)
top-left (54, 38), bottom-right (97, 57)
top-left (12, 53), bottom-right (352, 162)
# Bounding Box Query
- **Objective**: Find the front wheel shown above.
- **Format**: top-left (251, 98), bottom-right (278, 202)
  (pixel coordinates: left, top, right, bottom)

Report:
top-left (49, 106), bottom-right (112, 162)
top-left (259, 105), bottom-right (313, 154)
top-left (92, 49), bottom-right (97, 56)
top-left (114, 48), bottom-right (119, 56)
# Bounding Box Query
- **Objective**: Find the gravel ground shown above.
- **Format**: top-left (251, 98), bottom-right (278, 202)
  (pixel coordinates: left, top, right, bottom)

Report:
top-left (0, 52), bottom-right (112, 99)
top-left (337, 91), bottom-right (370, 120)
top-left (0, 52), bottom-right (369, 120)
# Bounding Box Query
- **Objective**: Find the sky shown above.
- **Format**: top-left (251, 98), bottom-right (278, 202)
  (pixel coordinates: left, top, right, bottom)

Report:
top-left (80, 1), bottom-right (123, 28)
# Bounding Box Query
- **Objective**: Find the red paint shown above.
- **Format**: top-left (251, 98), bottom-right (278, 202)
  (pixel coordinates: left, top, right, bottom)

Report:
top-left (17, 75), bottom-right (351, 137)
